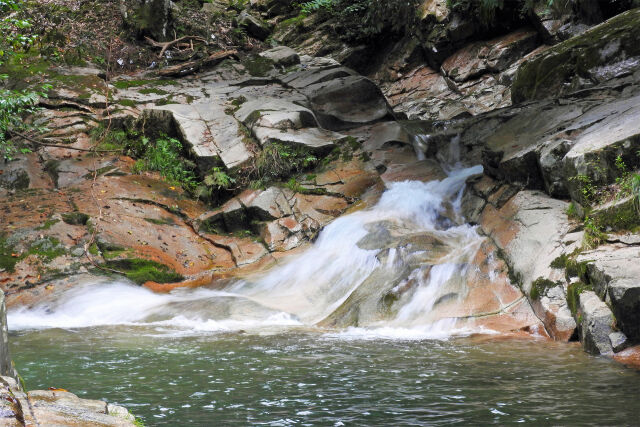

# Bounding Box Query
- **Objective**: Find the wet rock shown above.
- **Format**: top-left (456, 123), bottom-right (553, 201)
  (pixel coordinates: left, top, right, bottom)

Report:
top-left (0, 294), bottom-right (18, 382)
top-left (609, 331), bottom-right (629, 353)
top-left (579, 245), bottom-right (640, 341)
top-left (512, 8), bottom-right (640, 103)
top-left (259, 46), bottom-right (300, 66)
top-left (532, 284), bottom-right (576, 341)
top-left (477, 190), bottom-right (570, 296)
top-left (578, 290), bottom-right (615, 355)
top-left (538, 138), bottom-right (571, 197)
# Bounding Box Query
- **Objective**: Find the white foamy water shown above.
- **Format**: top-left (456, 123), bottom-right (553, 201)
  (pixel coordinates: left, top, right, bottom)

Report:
top-left (9, 165), bottom-right (487, 339)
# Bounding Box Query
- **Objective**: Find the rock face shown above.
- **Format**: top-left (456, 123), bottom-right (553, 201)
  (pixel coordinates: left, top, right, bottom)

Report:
top-left (0, 376), bottom-right (136, 426)
top-left (0, 293), bottom-right (17, 382)
top-left (143, 103), bottom-right (254, 171)
top-left (512, 8), bottom-right (640, 103)
top-left (578, 245), bottom-right (640, 342)
top-left (578, 291), bottom-right (616, 355)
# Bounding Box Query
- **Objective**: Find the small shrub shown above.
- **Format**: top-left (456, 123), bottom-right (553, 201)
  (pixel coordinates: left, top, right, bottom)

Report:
top-left (566, 202), bottom-right (580, 219)
top-left (133, 136), bottom-right (198, 192)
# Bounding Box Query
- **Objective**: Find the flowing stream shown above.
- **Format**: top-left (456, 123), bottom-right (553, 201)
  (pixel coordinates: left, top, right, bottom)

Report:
top-left (7, 164), bottom-right (640, 425)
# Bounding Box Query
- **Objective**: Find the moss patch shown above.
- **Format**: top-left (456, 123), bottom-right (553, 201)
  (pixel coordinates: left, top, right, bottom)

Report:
top-left (0, 236), bottom-right (24, 273)
top-left (27, 237), bottom-right (66, 261)
top-left (530, 277), bottom-right (562, 300)
top-left (567, 281), bottom-right (593, 316)
top-left (36, 218), bottom-right (60, 230)
top-left (104, 258), bottom-right (183, 284)
top-left (241, 55), bottom-right (274, 77)
top-left (62, 212), bottom-right (90, 225)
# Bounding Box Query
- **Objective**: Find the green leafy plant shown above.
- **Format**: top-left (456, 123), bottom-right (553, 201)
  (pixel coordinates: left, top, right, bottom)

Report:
top-left (133, 136), bottom-right (198, 191)
top-left (204, 167), bottom-right (235, 190)
top-left (0, 0), bottom-right (46, 160)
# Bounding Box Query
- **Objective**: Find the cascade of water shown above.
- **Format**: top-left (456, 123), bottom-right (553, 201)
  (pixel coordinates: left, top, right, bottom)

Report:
top-left (9, 163), bottom-right (485, 339)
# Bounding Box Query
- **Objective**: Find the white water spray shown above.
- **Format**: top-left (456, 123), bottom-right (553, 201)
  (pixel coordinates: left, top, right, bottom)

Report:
top-left (9, 164), bottom-right (485, 339)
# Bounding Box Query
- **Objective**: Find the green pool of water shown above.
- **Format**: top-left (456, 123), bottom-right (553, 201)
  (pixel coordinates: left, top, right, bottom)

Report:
top-left (9, 327), bottom-right (640, 426)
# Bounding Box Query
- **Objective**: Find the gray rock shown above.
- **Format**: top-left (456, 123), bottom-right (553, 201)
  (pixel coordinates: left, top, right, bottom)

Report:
top-left (121, 0), bottom-right (173, 41)
top-left (234, 98), bottom-right (317, 129)
top-left (609, 278), bottom-right (640, 341)
top-left (301, 75), bottom-right (392, 130)
top-left (246, 187), bottom-right (292, 220)
top-left (71, 247), bottom-right (85, 257)
top-left (143, 103), bottom-right (253, 171)
top-left (512, 8), bottom-right (640, 102)
top-left (0, 294), bottom-right (18, 383)
top-left (563, 94), bottom-right (640, 203)
top-left (237, 10), bottom-right (272, 41)
top-left (578, 290), bottom-right (615, 355)
top-left (534, 284), bottom-right (577, 342)
top-left (609, 331), bottom-right (629, 353)
top-left (259, 46), bottom-right (300, 66)
top-left (538, 139), bottom-right (571, 197)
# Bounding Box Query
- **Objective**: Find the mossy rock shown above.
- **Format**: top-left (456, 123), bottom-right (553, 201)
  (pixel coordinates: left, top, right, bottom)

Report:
top-left (62, 212), bottom-right (90, 225)
top-left (512, 8), bottom-right (640, 103)
top-left (530, 277), bottom-right (562, 300)
top-left (591, 195), bottom-right (640, 231)
top-left (104, 258), bottom-right (183, 285)
top-left (567, 281), bottom-right (593, 316)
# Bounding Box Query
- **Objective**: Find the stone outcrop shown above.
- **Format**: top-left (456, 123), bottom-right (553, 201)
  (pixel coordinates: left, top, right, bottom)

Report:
top-left (512, 8), bottom-right (640, 103)
top-left (577, 291), bottom-right (616, 355)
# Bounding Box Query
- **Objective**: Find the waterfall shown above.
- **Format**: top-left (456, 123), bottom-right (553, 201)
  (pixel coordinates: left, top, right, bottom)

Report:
top-left (8, 164), bottom-right (485, 339)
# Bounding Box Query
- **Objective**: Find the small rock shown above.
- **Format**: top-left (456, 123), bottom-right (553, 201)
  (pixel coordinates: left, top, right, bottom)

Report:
top-left (609, 331), bottom-right (629, 353)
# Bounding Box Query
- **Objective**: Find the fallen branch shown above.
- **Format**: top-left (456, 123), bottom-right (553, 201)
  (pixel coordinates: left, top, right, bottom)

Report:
top-left (145, 35), bottom-right (208, 58)
top-left (157, 49), bottom-right (238, 77)
top-left (10, 130), bottom-right (122, 153)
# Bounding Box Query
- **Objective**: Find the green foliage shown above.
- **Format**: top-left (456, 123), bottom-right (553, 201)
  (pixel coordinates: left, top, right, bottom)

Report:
top-left (0, 234), bottom-right (23, 273)
top-left (583, 215), bottom-right (605, 249)
top-left (0, 1), bottom-right (52, 160)
top-left (530, 277), bottom-right (561, 300)
top-left (297, 0), bottom-right (421, 42)
top-left (550, 253), bottom-right (569, 269)
top-left (569, 174), bottom-right (595, 205)
top-left (567, 281), bottom-right (592, 316)
top-left (633, 173), bottom-right (640, 215)
top-left (204, 167), bottom-right (235, 190)
top-left (133, 136), bottom-right (198, 192)
top-left (566, 202), bottom-right (580, 219)
top-left (104, 258), bottom-right (183, 285)
top-left (300, 0), bottom-right (335, 14)
top-left (255, 142), bottom-right (318, 181)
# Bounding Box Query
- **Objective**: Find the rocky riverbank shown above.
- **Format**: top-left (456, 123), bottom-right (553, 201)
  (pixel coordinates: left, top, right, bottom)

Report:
top-left (2, 1), bottom-right (640, 419)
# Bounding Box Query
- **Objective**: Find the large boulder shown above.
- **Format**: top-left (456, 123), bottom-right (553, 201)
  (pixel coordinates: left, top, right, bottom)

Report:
top-left (441, 28), bottom-right (538, 82)
top-left (120, 0), bottom-right (173, 41)
top-left (237, 10), bottom-right (272, 41)
top-left (578, 291), bottom-right (616, 355)
top-left (301, 75), bottom-right (393, 130)
top-left (578, 245), bottom-right (640, 341)
top-left (259, 46), bottom-right (300, 67)
top-left (512, 8), bottom-right (640, 103)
